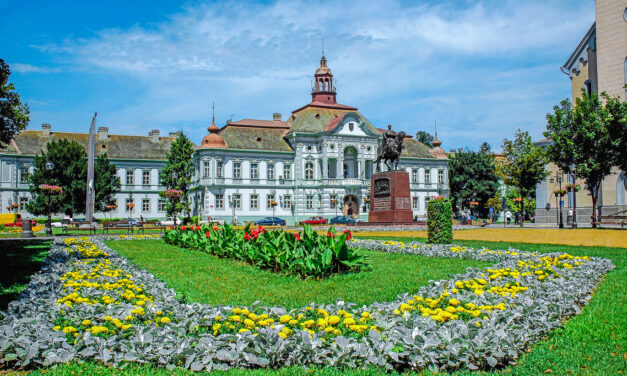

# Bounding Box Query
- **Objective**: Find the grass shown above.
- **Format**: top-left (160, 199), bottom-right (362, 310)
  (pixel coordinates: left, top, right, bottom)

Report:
top-left (0, 239), bottom-right (51, 311)
top-left (104, 240), bottom-right (488, 308)
top-left (6, 233), bottom-right (626, 375)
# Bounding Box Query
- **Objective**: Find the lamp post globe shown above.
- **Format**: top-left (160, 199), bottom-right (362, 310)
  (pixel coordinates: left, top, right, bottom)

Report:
top-left (45, 161), bottom-right (54, 171)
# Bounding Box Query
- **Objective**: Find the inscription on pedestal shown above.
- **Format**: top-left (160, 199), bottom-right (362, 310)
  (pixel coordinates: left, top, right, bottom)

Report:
top-left (373, 197), bottom-right (391, 211)
top-left (395, 197), bottom-right (411, 210)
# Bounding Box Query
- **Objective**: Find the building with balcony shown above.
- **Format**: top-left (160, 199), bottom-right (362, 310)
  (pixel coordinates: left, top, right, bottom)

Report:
top-left (0, 54), bottom-right (449, 224)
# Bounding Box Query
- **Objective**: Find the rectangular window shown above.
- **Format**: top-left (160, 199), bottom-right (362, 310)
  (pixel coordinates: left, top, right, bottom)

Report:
top-left (306, 194), bottom-right (313, 210)
top-left (20, 197), bottom-right (28, 211)
top-left (330, 194), bottom-right (337, 208)
top-left (125, 198), bottom-right (135, 212)
top-left (438, 170), bottom-right (444, 184)
top-left (267, 163), bottom-right (275, 179)
top-left (412, 196), bottom-right (418, 209)
top-left (20, 167), bottom-right (29, 183)
top-left (232, 194), bottom-right (241, 209)
top-left (203, 161), bottom-right (210, 178)
top-left (283, 194), bottom-right (292, 209)
top-left (216, 161), bottom-right (223, 178)
top-left (216, 194), bottom-right (224, 209)
top-left (283, 164), bottom-right (291, 180)
top-left (233, 162), bottom-right (241, 178)
top-left (250, 163), bottom-right (258, 179)
top-left (267, 194), bottom-right (275, 208)
top-left (250, 194), bottom-right (258, 209)
top-left (424, 196), bottom-right (431, 209)
top-left (142, 198), bottom-right (150, 212)
top-left (412, 168), bottom-right (418, 183)
top-left (126, 170), bottom-right (135, 185)
top-left (142, 170), bottom-right (151, 185)
top-left (158, 199), bottom-right (166, 212)
top-left (424, 169), bottom-right (431, 184)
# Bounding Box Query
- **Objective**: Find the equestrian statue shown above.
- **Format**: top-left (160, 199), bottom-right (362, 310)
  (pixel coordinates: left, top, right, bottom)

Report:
top-left (374, 124), bottom-right (405, 172)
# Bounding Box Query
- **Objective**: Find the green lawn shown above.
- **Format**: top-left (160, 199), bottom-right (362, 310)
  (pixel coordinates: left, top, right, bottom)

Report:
top-left (104, 240), bottom-right (488, 308)
top-left (0, 239), bottom-right (51, 311)
top-left (9, 236), bottom-right (627, 375)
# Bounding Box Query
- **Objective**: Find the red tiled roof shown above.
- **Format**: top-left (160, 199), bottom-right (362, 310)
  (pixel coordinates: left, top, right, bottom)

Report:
top-left (291, 101), bottom-right (357, 114)
top-left (323, 117), bottom-right (343, 131)
top-left (226, 119), bottom-right (291, 129)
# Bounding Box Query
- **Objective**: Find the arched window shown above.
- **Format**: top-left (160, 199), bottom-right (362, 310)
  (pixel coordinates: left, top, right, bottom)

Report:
top-left (305, 162), bottom-right (314, 180)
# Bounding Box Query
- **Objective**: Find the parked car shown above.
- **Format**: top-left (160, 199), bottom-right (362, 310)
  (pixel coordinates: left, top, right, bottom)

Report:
top-left (116, 218), bottom-right (141, 227)
top-left (159, 216), bottom-right (182, 226)
top-left (329, 215), bottom-right (356, 225)
top-left (199, 216), bottom-right (225, 226)
top-left (455, 214), bottom-right (477, 222)
top-left (254, 217), bottom-right (286, 226)
top-left (299, 216), bottom-right (326, 225)
top-left (51, 217), bottom-right (73, 228)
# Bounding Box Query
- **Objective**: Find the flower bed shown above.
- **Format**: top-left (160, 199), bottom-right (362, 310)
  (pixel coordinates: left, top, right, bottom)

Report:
top-left (164, 224), bottom-right (367, 278)
top-left (0, 236), bottom-right (613, 372)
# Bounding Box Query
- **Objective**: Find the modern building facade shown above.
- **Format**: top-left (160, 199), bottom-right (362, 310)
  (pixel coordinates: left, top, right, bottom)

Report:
top-left (535, 0), bottom-right (627, 225)
top-left (1, 55), bottom-right (449, 224)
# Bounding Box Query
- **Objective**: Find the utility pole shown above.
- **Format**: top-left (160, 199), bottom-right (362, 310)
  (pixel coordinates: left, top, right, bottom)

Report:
top-left (85, 113), bottom-right (97, 222)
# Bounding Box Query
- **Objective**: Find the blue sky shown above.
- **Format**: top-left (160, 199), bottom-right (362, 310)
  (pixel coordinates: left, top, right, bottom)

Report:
top-left (1, 0), bottom-right (595, 151)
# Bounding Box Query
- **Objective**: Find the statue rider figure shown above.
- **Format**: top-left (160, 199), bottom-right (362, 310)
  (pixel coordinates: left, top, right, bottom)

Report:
top-left (381, 124), bottom-right (397, 156)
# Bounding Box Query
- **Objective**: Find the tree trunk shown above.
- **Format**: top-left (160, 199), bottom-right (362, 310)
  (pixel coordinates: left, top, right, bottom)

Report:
top-left (590, 185), bottom-right (598, 228)
top-left (520, 198), bottom-right (524, 228)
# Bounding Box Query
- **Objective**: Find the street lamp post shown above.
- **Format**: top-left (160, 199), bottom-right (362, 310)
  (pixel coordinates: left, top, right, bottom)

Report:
top-left (557, 172), bottom-right (564, 228)
top-left (570, 164), bottom-right (577, 229)
top-left (45, 161), bottom-right (54, 236)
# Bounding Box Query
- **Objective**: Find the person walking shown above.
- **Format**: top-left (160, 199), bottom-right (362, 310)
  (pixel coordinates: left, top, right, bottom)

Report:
top-left (505, 210), bottom-right (512, 225)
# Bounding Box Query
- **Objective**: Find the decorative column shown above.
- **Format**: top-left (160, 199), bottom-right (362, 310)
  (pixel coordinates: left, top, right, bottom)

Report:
top-left (322, 143), bottom-right (328, 179)
top-left (337, 145), bottom-right (344, 178)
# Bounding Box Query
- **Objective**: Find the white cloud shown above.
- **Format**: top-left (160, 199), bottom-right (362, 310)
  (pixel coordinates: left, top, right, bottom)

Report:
top-left (28, 0), bottom-right (595, 149)
top-left (10, 63), bottom-right (60, 73)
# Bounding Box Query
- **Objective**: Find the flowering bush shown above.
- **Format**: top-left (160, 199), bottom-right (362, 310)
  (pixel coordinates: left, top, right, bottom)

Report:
top-left (0, 237), bottom-right (613, 372)
top-left (164, 189), bottom-right (183, 199)
top-left (427, 197), bottom-right (453, 244)
top-left (164, 224), bottom-right (367, 278)
top-left (39, 184), bottom-right (63, 195)
top-left (566, 183), bottom-right (581, 192)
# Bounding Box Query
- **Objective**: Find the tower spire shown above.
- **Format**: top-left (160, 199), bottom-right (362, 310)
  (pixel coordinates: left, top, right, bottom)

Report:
top-left (321, 32), bottom-right (324, 57)
top-left (432, 119), bottom-right (442, 148)
top-left (212, 102), bottom-right (215, 124)
top-left (434, 120), bottom-right (437, 139)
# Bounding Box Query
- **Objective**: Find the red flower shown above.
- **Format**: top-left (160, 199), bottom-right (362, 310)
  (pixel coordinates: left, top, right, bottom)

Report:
top-left (213, 226), bottom-right (219, 231)
top-left (257, 225), bottom-right (267, 234)
top-left (205, 231), bottom-right (211, 238)
top-left (327, 232), bottom-right (335, 238)
top-left (343, 229), bottom-right (352, 241)
top-left (169, 226), bottom-right (174, 230)
top-left (293, 233), bottom-right (301, 241)
top-left (195, 226), bottom-right (201, 231)
top-left (181, 226), bottom-right (187, 231)
top-left (243, 233), bottom-right (251, 241)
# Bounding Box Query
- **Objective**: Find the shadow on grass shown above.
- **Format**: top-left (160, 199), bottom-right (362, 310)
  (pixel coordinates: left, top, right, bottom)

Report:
top-left (0, 239), bottom-right (51, 310)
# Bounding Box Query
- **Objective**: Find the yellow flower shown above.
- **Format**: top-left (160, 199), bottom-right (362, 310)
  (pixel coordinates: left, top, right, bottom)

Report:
top-left (343, 318), bottom-right (356, 326)
top-left (53, 325), bottom-right (61, 331)
top-left (244, 319), bottom-right (255, 328)
top-left (81, 319), bottom-right (92, 326)
top-left (160, 317), bottom-right (171, 324)
top-left (361, 312), bottom-right (371, 319)
top-left (155, 311), bottom-right (163, 316)
top-left (328, 316), bottom-right (341, 325)
top-left (279, 315), bottom-right (293, 324)
top-left (449, 298), bottom-right (460, 306)
top-left (278, 332), bottom-right (287, 339)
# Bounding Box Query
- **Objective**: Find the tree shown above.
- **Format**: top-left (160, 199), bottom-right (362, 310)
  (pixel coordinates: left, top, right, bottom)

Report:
top-left (545, 91), bottom-right (625, 227)
top-left (448, 147), bottom-right (500, 217)
top-left (479, 142), bottom-right (491, 154)
top-left (160, 133), bottom-right (194, 220)
top-left (499, 129), bottom-right (548, 227)
top-left (605, 93), bottom-right (627, 172)
top-left (94, 153), bottom-right (121, 212)
top-left (27, 139), bottom-right (120, 217)
top-left (415, 131), bottom-right (434, 148)
top-left (0, 59), bottom-right (30, 147)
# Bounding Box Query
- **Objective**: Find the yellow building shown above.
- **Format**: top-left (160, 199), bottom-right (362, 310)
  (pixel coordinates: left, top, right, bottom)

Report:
top-left (535, 0), bottom-right (627, 226)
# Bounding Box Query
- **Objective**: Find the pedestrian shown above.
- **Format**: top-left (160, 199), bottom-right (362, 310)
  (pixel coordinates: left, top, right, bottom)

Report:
top-left (505, 210), bottom-right (512, 225)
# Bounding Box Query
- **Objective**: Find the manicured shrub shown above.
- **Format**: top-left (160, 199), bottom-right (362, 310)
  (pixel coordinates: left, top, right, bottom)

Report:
top-left (427, 196), bottom-right (453, 244)
top-left (164, 224), bottom-right (368, 278)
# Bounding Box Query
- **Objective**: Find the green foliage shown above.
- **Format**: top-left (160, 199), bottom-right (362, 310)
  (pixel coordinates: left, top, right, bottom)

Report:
top-left (448, 147), bottom-right (500, 216)
top-left (415, 130), bottom-right (434, 147)
top-left (427, 197), bottom-right (453, 244)
top-left (164, 224), bottom-right (368, 278)
top-left (26, 139), bottom-right (120, 216)
top-left (545, 91), bottom-right (627, 226)
top-left (94, 154), bottom-right (121, 212)
top-left (499, 130), bottom-right (548, 227)
top-left (160, 133), bottom-right (194, 218)
top-left (504, 186), bottom-right (535, 213)
top-left (0, 59), bottom-right (29, 148)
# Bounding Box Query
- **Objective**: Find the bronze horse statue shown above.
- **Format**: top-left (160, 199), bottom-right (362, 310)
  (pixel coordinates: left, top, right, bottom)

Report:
top-left (375, 131), bottom-right (405, 172)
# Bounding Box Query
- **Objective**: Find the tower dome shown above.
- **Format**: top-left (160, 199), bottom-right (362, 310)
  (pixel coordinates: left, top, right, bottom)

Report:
top-left (201, 105), bottom-right (226, 149)
top-left (430, 130), bottom-right (447, 159)
top-left (311, 54), bottom-right (337, 104)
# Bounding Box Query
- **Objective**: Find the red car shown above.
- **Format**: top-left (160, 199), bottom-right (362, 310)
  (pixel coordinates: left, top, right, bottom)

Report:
top-left (299, 216), bottom-right (327, 225)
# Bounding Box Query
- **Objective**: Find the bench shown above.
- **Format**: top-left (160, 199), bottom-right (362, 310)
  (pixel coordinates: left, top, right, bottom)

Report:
top-left (62, 221), bottom-right (98, 235)
top-left (594, 216), bottom-right (626, 229)
top-left (138, 221), bottom-right (167, 233)
top-left (102, 221), bottom-right (140, 235)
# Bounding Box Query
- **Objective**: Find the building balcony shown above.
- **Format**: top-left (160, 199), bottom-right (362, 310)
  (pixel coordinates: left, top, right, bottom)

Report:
top-left (343, 178), bottom-right (362, 187)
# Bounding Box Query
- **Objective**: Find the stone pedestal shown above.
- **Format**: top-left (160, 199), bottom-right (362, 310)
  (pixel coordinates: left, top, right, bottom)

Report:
top-left (368, 171), bottom-right (413, 223)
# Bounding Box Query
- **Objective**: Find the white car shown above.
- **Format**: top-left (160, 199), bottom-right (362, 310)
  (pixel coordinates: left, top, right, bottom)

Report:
top-left (199, 216), bottom-right (225, 226)
top-left (159, 217), bottom-right (182, 226)
top-left (51, 218), bottom-right (73, 228)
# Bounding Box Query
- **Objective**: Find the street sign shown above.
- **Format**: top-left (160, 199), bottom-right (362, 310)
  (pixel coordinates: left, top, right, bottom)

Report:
top-left (560, 200), bottom-right (564, 207)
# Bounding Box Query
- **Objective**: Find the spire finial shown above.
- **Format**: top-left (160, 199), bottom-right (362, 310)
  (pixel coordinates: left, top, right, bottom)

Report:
top-left (434, 120), bottom-right (437, 138)
top-left (212, 102), bottom-right (215, 124)
top-left (321, 32), bottom-right (324, 57)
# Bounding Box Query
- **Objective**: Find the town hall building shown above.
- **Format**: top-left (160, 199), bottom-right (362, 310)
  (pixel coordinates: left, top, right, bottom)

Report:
top-left (0, 55), bottom-right (449, 225)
